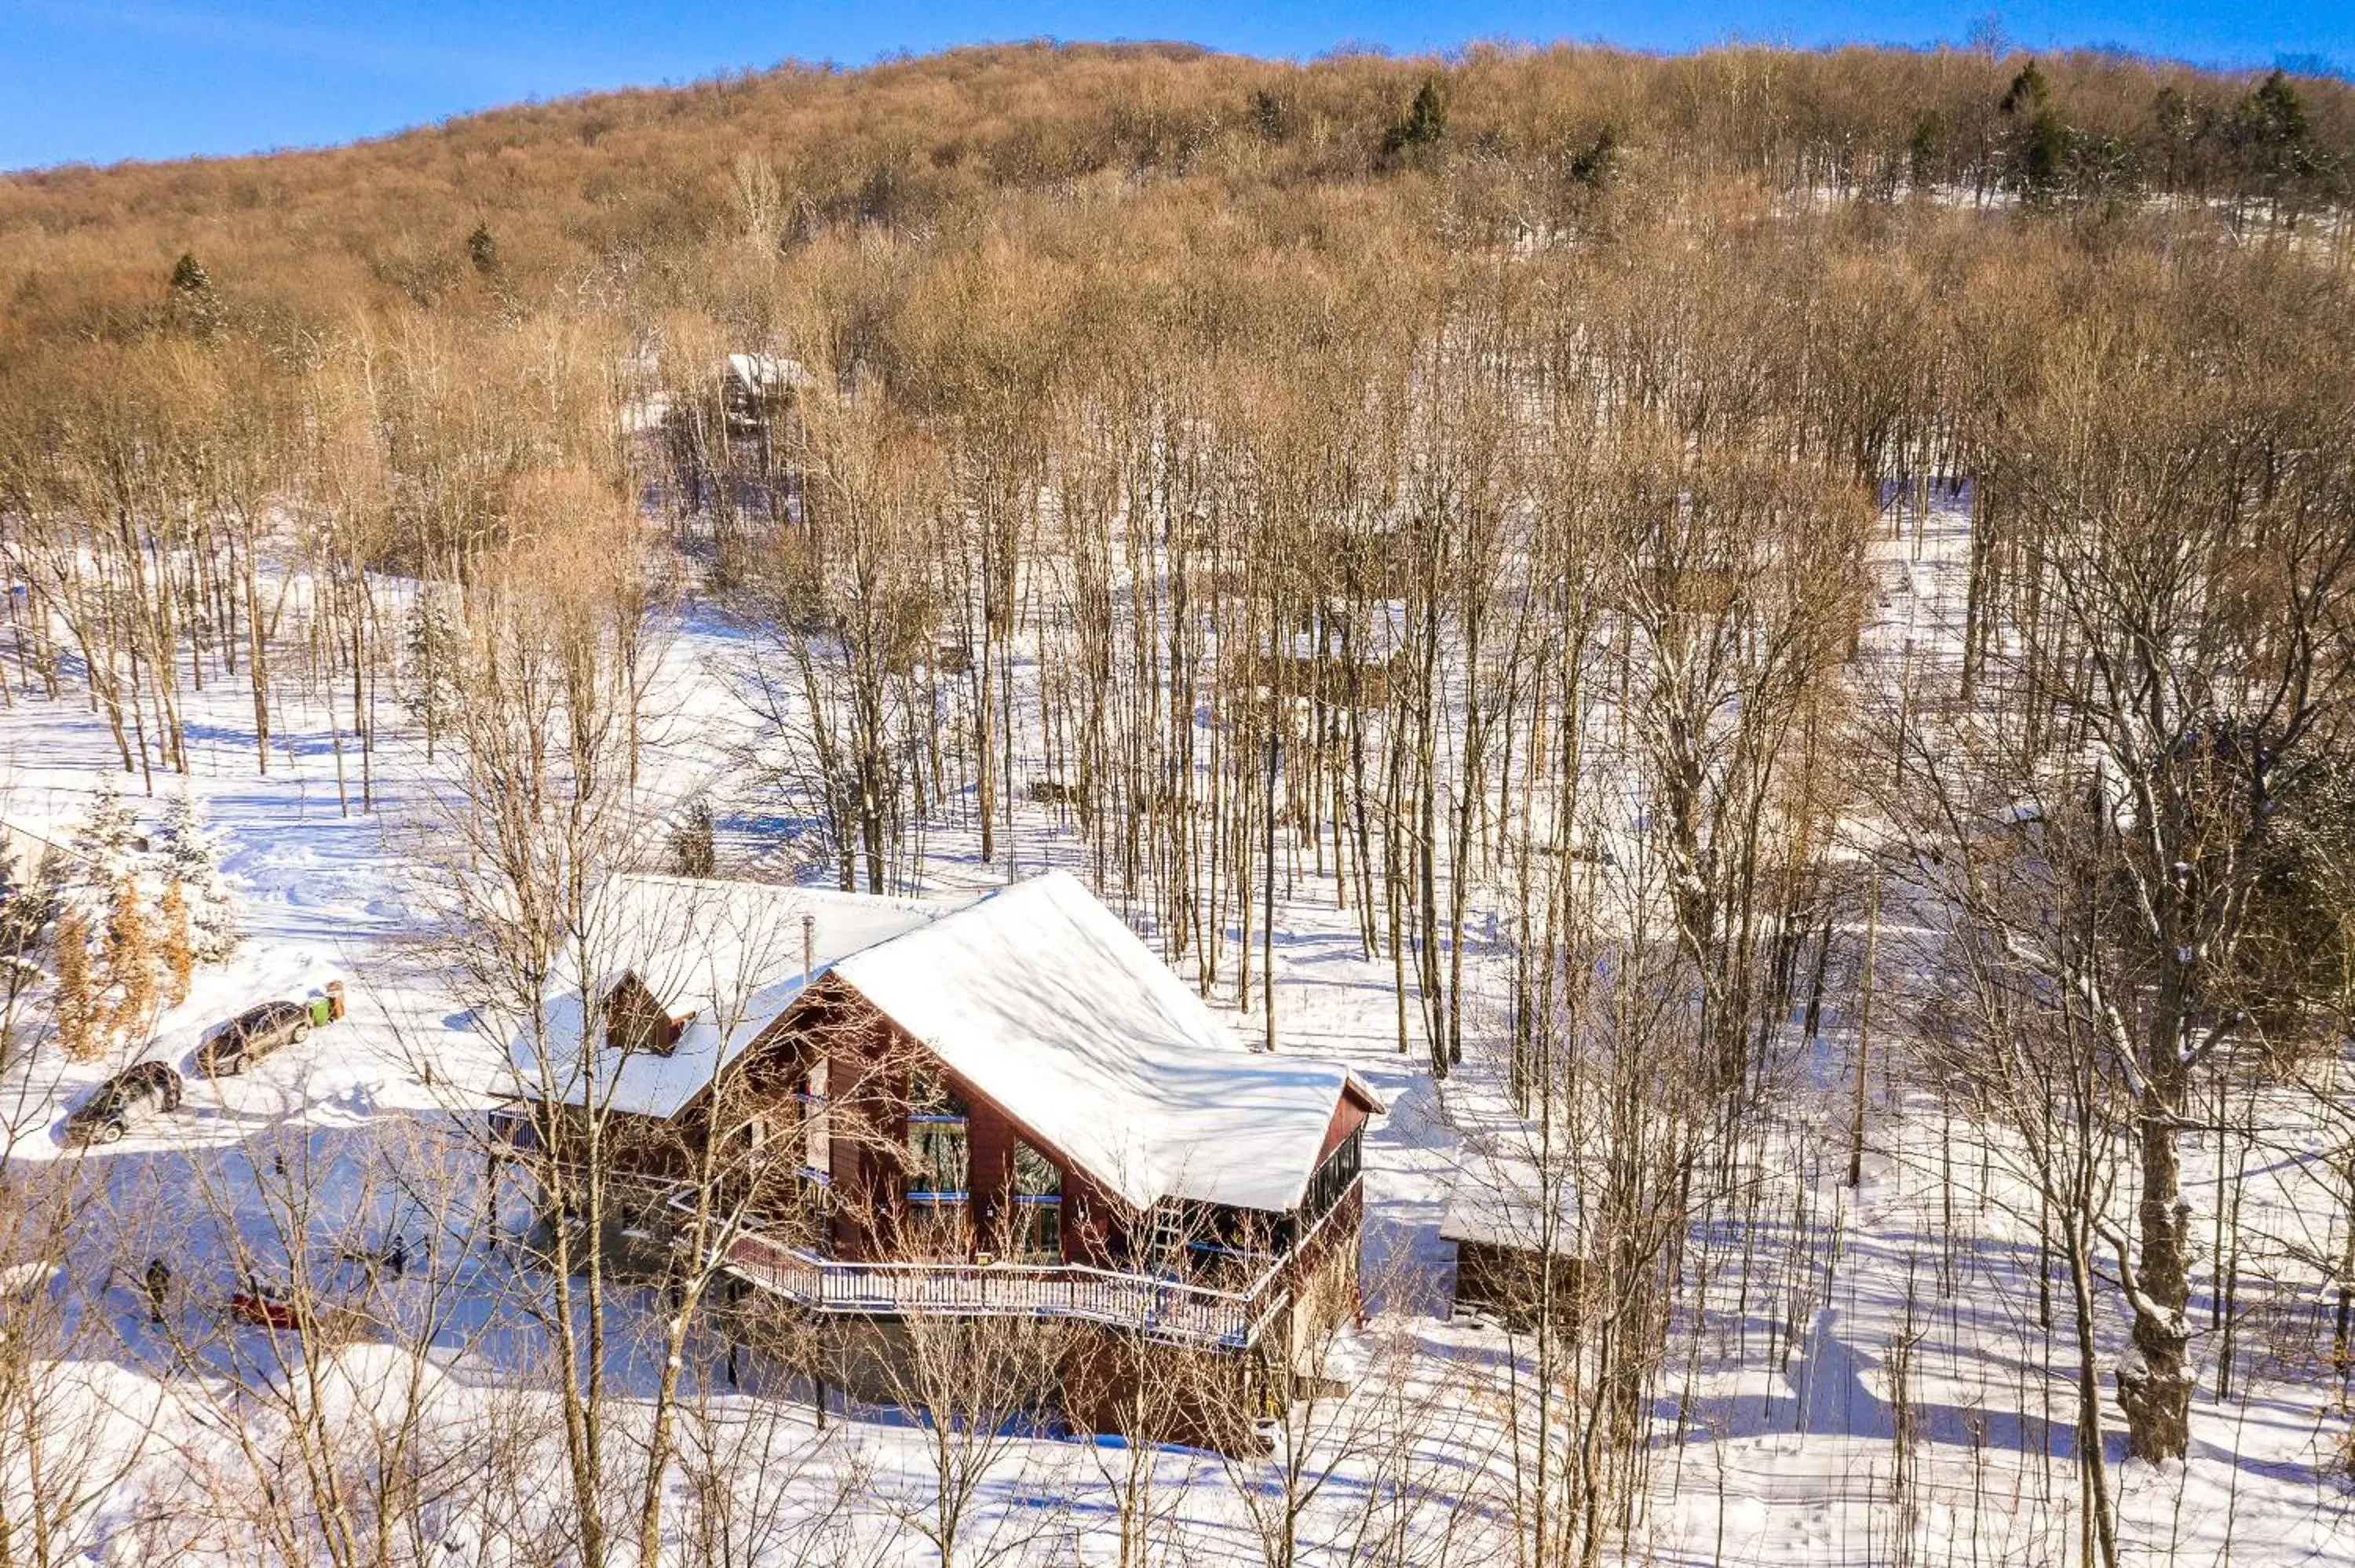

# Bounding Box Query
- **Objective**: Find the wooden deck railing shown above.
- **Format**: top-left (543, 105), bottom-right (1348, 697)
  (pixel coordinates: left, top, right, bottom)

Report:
top-left (710, 1177), bottom-right (1360, 1352)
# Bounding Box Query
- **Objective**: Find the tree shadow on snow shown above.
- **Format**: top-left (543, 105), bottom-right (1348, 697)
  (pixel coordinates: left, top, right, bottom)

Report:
top-left (1670, 1307), bottom-right (2075, 1460)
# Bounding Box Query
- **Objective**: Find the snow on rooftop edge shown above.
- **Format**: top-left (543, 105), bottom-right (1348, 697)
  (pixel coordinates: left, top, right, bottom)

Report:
top-left (510, 874), bottom-right (970, 1119)
top-left (1439, 1154), bottom-right (1582, 1253)
top-left (834, 869), bottom-right (1379, 1215)
top-left (514, 869), bottom-right (1380, 1212)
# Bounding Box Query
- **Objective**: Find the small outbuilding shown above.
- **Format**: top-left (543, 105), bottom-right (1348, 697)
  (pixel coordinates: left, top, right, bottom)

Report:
top-left (1440, 1154), bottom-right (1583, 1329)
top-left (722, 352), bottom-right (811, 431)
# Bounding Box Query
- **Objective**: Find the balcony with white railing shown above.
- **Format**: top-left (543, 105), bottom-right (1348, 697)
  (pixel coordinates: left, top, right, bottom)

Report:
top-left (706, 1177), bottom-right (1360, 1352)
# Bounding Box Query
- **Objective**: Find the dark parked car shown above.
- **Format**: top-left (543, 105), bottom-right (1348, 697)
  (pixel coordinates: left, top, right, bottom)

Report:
top-left (195, 1001), bottom-right (313, 1077)
top-left (62, 1060), bottom-right (184, 1146)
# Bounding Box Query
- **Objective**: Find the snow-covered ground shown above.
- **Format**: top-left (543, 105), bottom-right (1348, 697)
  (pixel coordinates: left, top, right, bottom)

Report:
top-left (2, 501), bottom-right (2350, 1565)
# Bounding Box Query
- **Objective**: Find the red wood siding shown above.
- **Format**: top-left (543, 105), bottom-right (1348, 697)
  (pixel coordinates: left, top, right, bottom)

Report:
top-left (1316, 1094), bottom-right (1369, 1165)
top-left (824, 995), bottom-right (901, 1261)
top-left (812, 977), bottom-right (1112, 1264)
top-left (518, 970), bottom-right (1359, 1277)
top-left (967, 1098), bottom-right (1017, 1251)
top-left (1061, 1165), bottom-right (1123, 1267)
top-left (607, 972), bottom-right (684, 1056)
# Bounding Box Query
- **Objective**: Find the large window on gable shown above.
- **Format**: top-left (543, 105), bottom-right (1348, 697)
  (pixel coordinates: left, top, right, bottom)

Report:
top-left (905, 1067), bottom-right (969, 1198)
top-left (1011, 1140), bottom-right (1061, 1262)
top-left (902, 1068), bottom-right (970, 1257)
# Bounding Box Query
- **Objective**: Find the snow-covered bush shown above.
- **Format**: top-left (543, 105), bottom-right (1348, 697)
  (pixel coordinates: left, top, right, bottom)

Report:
top-left (52, 776), bottom-right (141, 937)
top-left (0, 841), bottom-right (52, 955)
top-left (156, 788), bottom-right (240, 963)
top-left (37, 784), bottom-right (239, 1058)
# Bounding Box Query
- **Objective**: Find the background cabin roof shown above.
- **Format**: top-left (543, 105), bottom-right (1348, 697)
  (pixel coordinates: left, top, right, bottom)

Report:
top-left (725, 352), bottom-right (810, 394)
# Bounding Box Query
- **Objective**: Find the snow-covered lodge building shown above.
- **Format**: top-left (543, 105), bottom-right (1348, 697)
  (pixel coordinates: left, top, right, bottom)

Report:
top-left (491, 869), bottom-right (1380, 1439)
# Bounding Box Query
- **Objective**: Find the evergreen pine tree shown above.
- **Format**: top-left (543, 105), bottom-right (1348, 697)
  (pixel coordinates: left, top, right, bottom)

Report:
top-left (168, 252), bottom-right (211, 295)
top-left (1998, 61), bottom-right (2049, 116)
top-left (401, 589), bottom-right (464, 761)
top-left (2231, 69), bottom-right (2321, 198)
top-left (157, 789), bottom-right (239, 964)
top-left (1568, 123), bottom-right (1621, 190)
top-left (167, 251), bottom-right (222, 334)
top-left (159, 878), bottom-right (195, 1006)
top-left (2246, 68), bottom-right (2309, 146)
top-left (1907, 111), bottom-right (1945, 191)
top-left (1998, 60), bottom-right (2073, 201)
top-left (0, 842), bottom-right (52, 957)
top-left (57, 779), bottom-right (142, 938)
top-left (1382, 78), bottom-right (1448, 162)
top-left (668, 798), bottom-right (718, 877)
top-left (1403, 78), bottom-right (1447, 144)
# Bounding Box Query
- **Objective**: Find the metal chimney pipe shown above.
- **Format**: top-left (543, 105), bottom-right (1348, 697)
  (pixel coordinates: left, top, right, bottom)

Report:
top-left (801, 913), bottom-right (816, 990)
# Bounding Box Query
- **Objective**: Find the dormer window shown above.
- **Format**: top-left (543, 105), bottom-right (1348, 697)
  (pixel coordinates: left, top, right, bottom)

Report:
top-left (605, 972), bottom-right (678, 1058)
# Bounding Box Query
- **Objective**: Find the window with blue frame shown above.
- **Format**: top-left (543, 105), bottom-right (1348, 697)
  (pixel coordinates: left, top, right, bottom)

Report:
top-left (906, 1069), bottom-right (969, 1193)
top-left (904, 1068), bottom-right (969, 1253)
top-left (1011, 1140), bottom-right (1061, 1261)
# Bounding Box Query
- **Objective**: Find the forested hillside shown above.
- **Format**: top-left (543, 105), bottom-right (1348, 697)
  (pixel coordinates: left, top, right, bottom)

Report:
top-left (3, 39), bottom-right (2355, 1568)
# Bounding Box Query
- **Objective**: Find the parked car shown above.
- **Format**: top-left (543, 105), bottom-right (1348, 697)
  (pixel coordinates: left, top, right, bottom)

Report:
top-left (228, 1276), bottom-right (362, 1341)
top-left (61, 1060), bottom-right (184, 1146)
top-left (228, 1282), bottom-right (302, 1331)
top-left (195, 1001), bottom-right (313, 1077)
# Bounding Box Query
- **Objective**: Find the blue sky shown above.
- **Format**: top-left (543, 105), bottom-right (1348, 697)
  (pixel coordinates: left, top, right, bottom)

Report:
top-left (4, 0), bottom-right (2350, 171)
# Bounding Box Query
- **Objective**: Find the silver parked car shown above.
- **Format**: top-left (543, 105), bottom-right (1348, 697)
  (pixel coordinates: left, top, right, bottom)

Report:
top-left (195, 1001), bottom-right (314, 1077)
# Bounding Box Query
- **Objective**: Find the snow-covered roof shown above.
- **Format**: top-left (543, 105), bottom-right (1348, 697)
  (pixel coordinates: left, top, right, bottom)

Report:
top-left (1439, 1154), bottom-right (1581, 1254)
top-left (513, 869), bottom-right (1381, 1213)
top-left (512, 876), bottom-right (962, 1119)
top-left (725, 353), bottom-right (811, 395)
top-left (834, 870), bottom-right (1382, 1214)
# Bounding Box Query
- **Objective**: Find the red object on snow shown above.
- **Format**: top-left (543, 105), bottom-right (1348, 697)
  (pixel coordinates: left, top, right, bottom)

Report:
top-left (229, 1290), bottom-right (301, 1330)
